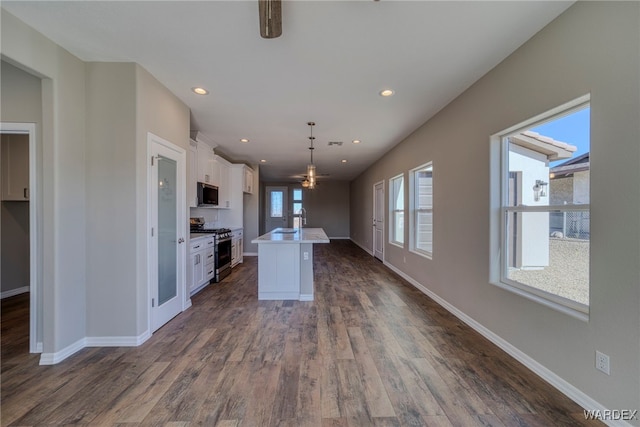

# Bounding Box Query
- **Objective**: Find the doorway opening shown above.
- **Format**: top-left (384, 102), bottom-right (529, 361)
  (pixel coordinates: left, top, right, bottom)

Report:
top-left (1, 122), bottom-right (41, 353)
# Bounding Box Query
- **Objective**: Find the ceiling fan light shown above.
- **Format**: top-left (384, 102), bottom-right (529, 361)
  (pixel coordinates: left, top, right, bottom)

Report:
top-left (301, 179), bottom-right (310, 188)
top-left (307, 163), bottom-right (316, 180)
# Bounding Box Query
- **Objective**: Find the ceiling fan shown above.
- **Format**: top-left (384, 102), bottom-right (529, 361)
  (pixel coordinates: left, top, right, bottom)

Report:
top-left (259, 0), bottom-right (282, 39)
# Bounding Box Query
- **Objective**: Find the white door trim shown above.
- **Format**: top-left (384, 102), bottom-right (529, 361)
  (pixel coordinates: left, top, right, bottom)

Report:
top-left (147, 132), bottom-right (189, 333)
top-left (1, 122), bottom-right (41, 353)
top-left (373, 180), bottom-right (384, 261)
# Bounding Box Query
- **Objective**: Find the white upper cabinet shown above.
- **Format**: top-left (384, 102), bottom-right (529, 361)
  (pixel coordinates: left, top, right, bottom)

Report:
top-left (1, 134), bottom-right (29, 201)
top-left (243, 166), bottom-right (254, 194)
top-left (196, 140), bottom-right (215, 184)
top-left (188, 140), bottom-right (198, 207)
top-left (215, 155), bottom-right (231, 209)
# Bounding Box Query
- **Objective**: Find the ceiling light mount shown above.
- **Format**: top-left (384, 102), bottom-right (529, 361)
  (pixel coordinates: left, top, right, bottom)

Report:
top-left (259, 0), bottom-right (282, 39)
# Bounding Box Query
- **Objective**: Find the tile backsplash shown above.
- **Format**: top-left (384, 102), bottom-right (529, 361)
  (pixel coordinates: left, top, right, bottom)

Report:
top-left (190, 207), bottom-right (219, 227)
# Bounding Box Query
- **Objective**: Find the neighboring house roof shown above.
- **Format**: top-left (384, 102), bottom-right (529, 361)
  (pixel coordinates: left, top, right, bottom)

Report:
top-left (509, 130), bottom-right (577, 160)
top-left (550, 152), bottom-right (590, 178)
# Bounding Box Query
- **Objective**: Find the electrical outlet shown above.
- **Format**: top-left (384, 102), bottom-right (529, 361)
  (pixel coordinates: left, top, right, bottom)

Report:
top-left (595, 351), bottom-right (610, 375)
top-left (303, 251), bottom-right (309, 261)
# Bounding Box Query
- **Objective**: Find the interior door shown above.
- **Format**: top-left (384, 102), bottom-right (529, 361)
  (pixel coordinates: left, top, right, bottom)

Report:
top-left (265, 186), bottom-right (289, 231)
top-left (149, 133), bottom-right (187, 332)
top-left (373, 181), bottom-right (384, 260)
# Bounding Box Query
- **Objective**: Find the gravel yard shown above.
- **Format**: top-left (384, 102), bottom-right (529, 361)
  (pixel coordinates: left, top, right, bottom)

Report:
top-left (508, 237), bottom-right (589, 305)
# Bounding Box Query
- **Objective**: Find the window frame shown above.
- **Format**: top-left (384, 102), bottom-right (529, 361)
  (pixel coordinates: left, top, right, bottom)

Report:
top-left (292, 187), bottom-right (303, 229)
top-left (389, 173), bottom-right (405, 247)
top-left (409, 161), bottom-right (433, 259)
top-left (489, 94), bottom-right (590, 320)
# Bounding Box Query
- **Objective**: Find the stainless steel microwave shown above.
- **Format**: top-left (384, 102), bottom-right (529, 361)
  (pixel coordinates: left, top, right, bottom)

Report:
top-left (197, 182), bottom-right (218, 207)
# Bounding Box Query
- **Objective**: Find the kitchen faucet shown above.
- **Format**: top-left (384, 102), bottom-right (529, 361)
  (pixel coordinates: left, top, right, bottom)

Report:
top-left (300, 208), bottom-right (307, 228)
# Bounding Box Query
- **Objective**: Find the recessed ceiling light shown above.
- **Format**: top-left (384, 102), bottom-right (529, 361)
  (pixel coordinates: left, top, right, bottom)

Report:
top-left (379, 89), bottom-right (394, 97)
top-left (352, 139), bottom-right (361, 144)
top-left (260, 159), bottom-right (267, 163)
top-left (192, 87), bottom-right (209, 95)
top-left (341, 159), bottom-right (348, 163)
top-left (240, 138), bottom-right (249, 143)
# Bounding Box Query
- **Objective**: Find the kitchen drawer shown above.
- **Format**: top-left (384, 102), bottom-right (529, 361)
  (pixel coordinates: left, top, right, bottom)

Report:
top-left (204, 248), bottom-right (215, 265)
top-left (190, 240), bottom-right (205, 252)
top-left (205, 263), bottom-right (215, 281)
top-left (190, 236), bottom-right (214, 253)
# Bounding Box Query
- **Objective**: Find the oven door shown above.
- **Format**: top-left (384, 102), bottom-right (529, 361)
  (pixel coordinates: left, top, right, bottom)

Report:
top-left (215, 237), bottom-right (232, 279)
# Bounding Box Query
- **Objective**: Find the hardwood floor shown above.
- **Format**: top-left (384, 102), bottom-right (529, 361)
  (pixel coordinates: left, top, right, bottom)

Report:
top-left (1, 240), bottom-right (600, 426)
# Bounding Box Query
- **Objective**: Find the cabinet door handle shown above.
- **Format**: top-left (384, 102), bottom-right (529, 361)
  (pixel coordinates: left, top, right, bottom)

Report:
top-left (24, 188), bottom-right (29, 199)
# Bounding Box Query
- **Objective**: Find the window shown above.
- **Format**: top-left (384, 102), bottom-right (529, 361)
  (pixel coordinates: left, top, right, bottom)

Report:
top-left (292, 188), bottom-right (303, 229)
top-left (491, 96), bottom-right (590, 318)
top-left (270, 191), bottom-right (283, 217)
top-left (390, 174), bottom-right (405, 246)
top-left (410, 162), bottom-right (433, 258)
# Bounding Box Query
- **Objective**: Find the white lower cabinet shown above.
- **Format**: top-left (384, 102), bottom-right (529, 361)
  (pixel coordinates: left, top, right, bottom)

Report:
top-left (231, 228), bottom-right (243, 267)
top-left (189, 236), bottom-right (215, 294)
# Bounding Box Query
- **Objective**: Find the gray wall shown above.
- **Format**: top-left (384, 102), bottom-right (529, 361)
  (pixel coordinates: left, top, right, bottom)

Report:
top-left (0, 60), bottom-right (42, 342)
top-left (1, 198), bottom-right (30, 292)
top-left (1, 16), bottom-right (87, 355)
top-left (85, 62), bottom-right (192, 339)
top-left (135, 64), bottom-right (190, 335)
top-left (259, 180), bottom-right (350, 239)
top-left (85, 62), bottom-right (138, 338)
top-left (2, 13), bottom-right (191, 354)
top-left (351, 2), bottom-right (639, 417)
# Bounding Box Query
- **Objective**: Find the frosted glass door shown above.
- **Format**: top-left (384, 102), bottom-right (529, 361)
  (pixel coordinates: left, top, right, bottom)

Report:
top-left (158, 155), bottom-right (177, 305)
top-left (150, 131), bottom-right (186, 333)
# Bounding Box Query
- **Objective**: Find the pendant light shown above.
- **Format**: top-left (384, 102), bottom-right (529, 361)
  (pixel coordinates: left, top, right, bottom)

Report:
top-left (307, 122), bottom-right (316, 189)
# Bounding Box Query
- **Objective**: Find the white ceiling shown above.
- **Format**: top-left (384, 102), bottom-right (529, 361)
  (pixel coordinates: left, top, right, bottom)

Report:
top-left (2, 1), bottom-right (572, 182)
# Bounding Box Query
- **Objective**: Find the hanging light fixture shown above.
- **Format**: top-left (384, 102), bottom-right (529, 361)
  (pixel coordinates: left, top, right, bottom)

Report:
top-left (306, 122), bottom-right (317, 189)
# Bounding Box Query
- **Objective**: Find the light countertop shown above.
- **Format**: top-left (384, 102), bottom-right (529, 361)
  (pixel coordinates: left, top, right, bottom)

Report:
top-left (189, 232), bottom-right (215, 240)
top-left (252, 228), bottom-right (330, 244)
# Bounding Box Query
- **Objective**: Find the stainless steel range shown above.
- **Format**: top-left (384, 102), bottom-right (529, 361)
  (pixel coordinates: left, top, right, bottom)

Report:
top-left (190, 218), bottom-right (232, 282)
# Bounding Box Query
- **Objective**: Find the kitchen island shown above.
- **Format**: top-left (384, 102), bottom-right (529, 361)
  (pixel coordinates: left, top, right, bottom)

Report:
top-left (251, 227), bottom-right (329, 301)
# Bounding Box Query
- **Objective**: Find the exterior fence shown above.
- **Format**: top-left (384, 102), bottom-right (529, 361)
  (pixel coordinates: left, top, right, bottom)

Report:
top-left (550, 211), bottom-right (590, 239)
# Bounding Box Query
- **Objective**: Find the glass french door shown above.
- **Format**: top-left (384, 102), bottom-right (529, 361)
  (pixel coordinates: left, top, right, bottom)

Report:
top-left (149, 133), bottom-right (186, 332)
top-left (265, 186), bottom-right (289, 231)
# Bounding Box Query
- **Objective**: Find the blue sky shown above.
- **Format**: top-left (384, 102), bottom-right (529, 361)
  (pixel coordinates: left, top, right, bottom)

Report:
top-left (531, 107), bottom-right (590, 166)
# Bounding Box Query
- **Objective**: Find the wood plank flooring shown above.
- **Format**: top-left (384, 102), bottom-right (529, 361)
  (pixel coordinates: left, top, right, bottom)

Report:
top-left (1, 240), bottom-right (601, 426)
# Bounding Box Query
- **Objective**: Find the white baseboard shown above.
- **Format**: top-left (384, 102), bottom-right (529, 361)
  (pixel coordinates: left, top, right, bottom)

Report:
top-left (39, 330), bottom-right (152, 365)
top-left (86, 330), bottom-right (151, 347)
top-left (330, 236), bottom-right (350, 240)
top-left (39, 337), bottom-right (86, 365)
top-left (382, 260), bottom-right (631, 427)
top-left (1, 286), bottom-right (29, 299)
top-left (243, 252), bottom-right (258, 257)
top-left (299, 293), bottom-right (313, 301)
top-left (350, 238), bottom-right (373, 255)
